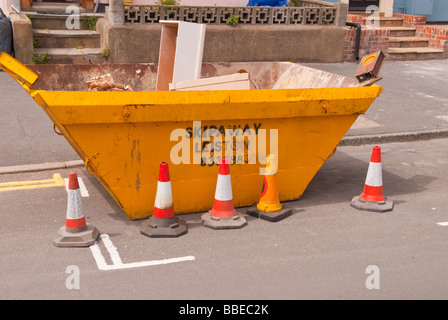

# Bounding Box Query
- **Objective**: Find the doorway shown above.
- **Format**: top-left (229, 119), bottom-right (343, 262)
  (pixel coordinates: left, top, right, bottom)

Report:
top-left (349, 0), bottom-right (380, 11)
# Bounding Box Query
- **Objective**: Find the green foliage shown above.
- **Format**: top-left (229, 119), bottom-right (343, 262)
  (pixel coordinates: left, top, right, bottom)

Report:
top-left (32, 53), bottom-right (51, 64)
top-left (82, 16), bottom-right (99, 31)
top-left (33, 37), bottom-right (41, 49)
top-left (101, 46), bottom-right (110, 60)
top-left (289, 0), bottom-right (302, 7)
top-left (227, 15), bottom-right (239, 26)
top-left (156, 0), bottom-right (179, 5)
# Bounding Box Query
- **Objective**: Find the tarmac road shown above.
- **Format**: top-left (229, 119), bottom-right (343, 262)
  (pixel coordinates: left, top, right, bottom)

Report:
top-left (0, 140), bottom-right (447, 301)
top-left (1, 59), bottom-right (448, 302)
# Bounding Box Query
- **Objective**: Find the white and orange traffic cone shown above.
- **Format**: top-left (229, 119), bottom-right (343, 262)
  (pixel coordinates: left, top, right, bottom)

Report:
top-left (140, 161), bottom-right (187, 238)
top-left (54, 172), bottom-right (100, 247)
top-left (351, 146), bottom-right (393, 212)
top-left (201, 157), bottom-right (247, 229)
top-left (246, 154), bottom-right (292, 222)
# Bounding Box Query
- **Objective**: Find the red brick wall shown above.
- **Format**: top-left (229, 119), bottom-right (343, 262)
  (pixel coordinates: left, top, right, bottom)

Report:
top-left (344, 13), bottom-right (448, 60)
top-left (416, 25), bottom-right (448, 50)
top-left (343, 27), bottom-right (390, 62)
top-left (346, 14), bottom-right (364, 25)
top-left (392, 13), bottom-right (448, 51)
top-left (393, 13), bottom-right (426, 26)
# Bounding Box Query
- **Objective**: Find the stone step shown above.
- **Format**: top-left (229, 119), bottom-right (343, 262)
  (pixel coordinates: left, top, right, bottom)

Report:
top-left (24, 2), bottom-right (87, 14)
top-left (33, 48), bottom-right (106, 64)
top-left (387, 47), bottom-right (445, 61)
top-left (381, 26), bottom-right (417, 37)
top-left (33, 29), bottom-right (100, 49)
top-left (347, 11), bottom-right (386, 17)
top-left (26, 12), bottom-right (103, 30)
top-left (388, 36), bottom-right (429, 48)
top-left (363, 16), bottom-right (404, 27)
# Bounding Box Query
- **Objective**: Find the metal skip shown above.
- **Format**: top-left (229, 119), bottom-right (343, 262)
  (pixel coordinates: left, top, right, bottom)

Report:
top-left (0, 50), bottom-right (384, 220)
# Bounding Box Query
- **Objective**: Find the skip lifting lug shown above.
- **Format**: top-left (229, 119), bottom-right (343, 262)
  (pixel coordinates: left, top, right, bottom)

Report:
top-left (85, 153), bottom-right (99, 175)
top-left (53, 123), bottom-right (63, 135)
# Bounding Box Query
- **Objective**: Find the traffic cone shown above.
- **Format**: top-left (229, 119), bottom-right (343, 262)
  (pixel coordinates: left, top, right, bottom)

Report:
top-left (140, 161), bottom-right (187, 238)
top-left (351, 146), bottom-right (393, 212)
top-left (54, 172), bottom-right (100, 247)
top-left (201, 157), bottom-right (247, 229)
top-left (246, 154), bottom-right (292, 222)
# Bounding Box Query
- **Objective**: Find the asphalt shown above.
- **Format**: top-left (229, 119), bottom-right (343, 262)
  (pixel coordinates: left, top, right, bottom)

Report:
top-left (1, 59), bottom-right (448, 301)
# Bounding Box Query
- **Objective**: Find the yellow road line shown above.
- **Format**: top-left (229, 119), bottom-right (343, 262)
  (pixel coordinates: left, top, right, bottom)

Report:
top-left (0, 173), bottom-right (65, 192)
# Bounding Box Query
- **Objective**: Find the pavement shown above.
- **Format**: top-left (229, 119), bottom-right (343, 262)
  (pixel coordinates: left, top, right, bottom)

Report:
top-left (305, 59), bottom-right (448, 144)
top-left (1, 59), bottom-right (448, 302)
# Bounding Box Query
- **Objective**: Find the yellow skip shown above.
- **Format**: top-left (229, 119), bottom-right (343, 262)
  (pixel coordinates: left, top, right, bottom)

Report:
top-left (0, 173), bottom-right (64, 192)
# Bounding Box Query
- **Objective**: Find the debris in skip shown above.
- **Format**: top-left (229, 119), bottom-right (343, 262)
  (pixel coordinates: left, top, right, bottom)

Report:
top-left (86, 73), bottom-right (133, 92)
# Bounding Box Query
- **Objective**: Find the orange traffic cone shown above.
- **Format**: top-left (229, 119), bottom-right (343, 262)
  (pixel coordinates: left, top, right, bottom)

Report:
top-left (201, 157), bottom-right (247, 229)
top-left (54, 172), bottom-right (100, 247)
top-left (140, 161), bottom-right (187, 237)
top-left (247, 154), bottom-right (292, 222)
top-left (351, 146), bottom-right (393, 212)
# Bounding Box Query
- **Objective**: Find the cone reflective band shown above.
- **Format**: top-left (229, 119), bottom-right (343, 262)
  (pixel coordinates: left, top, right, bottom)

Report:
top-left (247, 154), bottom-right (292, 222)
top-left (65, 173), bottom-right (86, 230)
top-left (140, 161), bottom-right (187, 238)
top-left (351, 146), bottom-right (393, 213)
top-left (152, 162), bottom-right (175, 219)
top-left (54, 172), bottom-right (99, 247)
top-left (201, 157), bottom-right (247, 229)
top-left (360, 146), bottom-right (385, 202)
top-left (210, 158), bottom-right (236, 219)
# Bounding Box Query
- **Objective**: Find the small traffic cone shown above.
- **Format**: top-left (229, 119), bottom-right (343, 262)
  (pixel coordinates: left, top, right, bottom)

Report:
top-left (246, 154), bottom-right (292, 222)
top-left (54, 172), bottom-right (100, 247)
top-left (351, 146), bottom-right (393, 212)
top-left (201, 157), bottom-right (247, 229)
top-left (140, 161), bottom-right (187, 238)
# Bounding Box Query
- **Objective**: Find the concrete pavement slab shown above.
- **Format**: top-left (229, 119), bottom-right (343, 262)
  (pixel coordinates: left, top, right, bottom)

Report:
top-left (304, 59), bottom-right (448, 139)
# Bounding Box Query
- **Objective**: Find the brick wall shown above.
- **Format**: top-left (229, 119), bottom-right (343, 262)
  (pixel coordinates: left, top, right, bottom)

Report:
top-left (344, 26), bottom-right (389, 62)
top-left (416, 25), bottom-right (448, 50)
top-left (393, 13), bottom-right (447, 51)
top-left (393, 13), bottom-right (426, 26)
top-left (346, 13), bottom-right (364, 24)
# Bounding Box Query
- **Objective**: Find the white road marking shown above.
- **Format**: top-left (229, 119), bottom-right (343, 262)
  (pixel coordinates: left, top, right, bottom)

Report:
top-left (435, 115), bottom-right (448, 123)
top-left (89, 234), bottom-right (195, 271)
top-left (351, 115), bottom-right (382, 129)
top-left (64, 177), bottom-right (89, 197)
top-left (436, 221), bottom-right (448, 227)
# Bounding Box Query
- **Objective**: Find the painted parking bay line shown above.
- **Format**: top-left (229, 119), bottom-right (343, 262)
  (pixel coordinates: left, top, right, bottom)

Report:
top-left (0, 173), bottom-right (65, 192)
top-left (89, 234), bottom-right (195, 271)
top-left (64, 176), bottom-right (89, 197)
